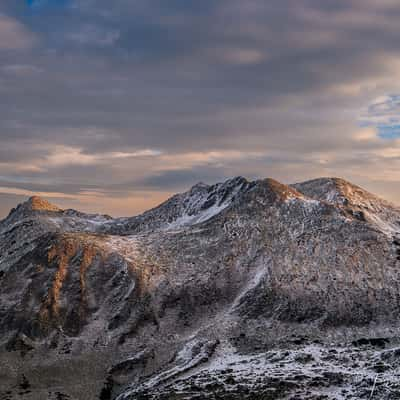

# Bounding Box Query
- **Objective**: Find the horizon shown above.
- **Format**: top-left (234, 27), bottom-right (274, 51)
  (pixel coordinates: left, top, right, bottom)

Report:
top-left (1, 174), bottom-right (398, 219)
top-left (1, 1), bottom-right (400, 217)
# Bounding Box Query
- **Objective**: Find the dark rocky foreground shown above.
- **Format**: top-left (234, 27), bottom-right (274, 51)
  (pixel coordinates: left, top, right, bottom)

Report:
top-left (1, 177), bottom-right (400, 399)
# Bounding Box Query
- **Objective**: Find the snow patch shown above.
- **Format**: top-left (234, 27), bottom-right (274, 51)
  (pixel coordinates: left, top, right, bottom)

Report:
top-left (105, 235), bottom-right (141, 263)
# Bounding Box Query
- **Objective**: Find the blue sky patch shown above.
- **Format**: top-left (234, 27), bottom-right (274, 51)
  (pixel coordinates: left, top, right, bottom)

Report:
top-left (360, 94), bottom-right (400, 140)
top-left (377, 124), bottom-right (400, 139)
top-left (27, 0), bottom-right (68, 8)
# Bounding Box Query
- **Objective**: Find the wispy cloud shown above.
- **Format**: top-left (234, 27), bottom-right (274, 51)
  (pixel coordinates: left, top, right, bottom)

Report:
top-left (67, 25), bottom-right (120, 46)
top-left (35, 145), bottom-right (162, 169)
top-left (2, 64), bottom-right (43, 75)
top-left (0, 14), bottom-right (37, 49)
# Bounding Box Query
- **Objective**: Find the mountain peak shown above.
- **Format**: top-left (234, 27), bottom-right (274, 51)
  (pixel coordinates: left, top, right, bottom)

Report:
top-left (292, 177), bottom-right (383, 207)
top-left (190, 182), bottom-right (209, 191)
top-left (24, 196), bottom-right (62, 212)
top-left (261, 178), bottom-right (304, 201)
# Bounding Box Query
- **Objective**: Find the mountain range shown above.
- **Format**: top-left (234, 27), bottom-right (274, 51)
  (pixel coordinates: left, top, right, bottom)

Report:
top-left (1, 176), bottom-right (400, 400)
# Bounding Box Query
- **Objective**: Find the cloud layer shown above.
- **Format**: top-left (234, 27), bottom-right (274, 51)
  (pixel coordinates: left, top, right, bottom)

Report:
top-left (1, 0), bottom-right (400, 216)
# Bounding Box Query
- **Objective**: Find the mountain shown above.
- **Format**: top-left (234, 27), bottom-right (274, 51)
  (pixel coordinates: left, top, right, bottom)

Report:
top-left (103, 176), bottom-right (253, 234)
top-left (1, 177), bottom-right (400, 400)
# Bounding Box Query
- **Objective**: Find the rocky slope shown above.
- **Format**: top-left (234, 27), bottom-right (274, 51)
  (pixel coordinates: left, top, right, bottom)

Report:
top-left (1, 177), bottom-right (400, 400)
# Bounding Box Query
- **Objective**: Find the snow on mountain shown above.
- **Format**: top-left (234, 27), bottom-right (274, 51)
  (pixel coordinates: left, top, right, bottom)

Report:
top-left (1, 177), bottom-right (400, 400)
top-left (104, 176), bottom-right (253, 234)
top-left (293, 177), bottom-right (400, 235)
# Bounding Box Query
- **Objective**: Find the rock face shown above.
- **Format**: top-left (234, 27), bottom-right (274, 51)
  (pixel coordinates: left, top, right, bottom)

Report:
top-left (1, 177), bottom-right (400, 400)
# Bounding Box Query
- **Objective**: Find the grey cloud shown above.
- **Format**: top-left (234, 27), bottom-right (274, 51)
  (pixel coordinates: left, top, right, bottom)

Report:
top-left (1, 0), bottom-right (400, 217)
top-left (135, 167), bottom-right (229, 191)
top-left (0, 13), bottom-right (36, 49)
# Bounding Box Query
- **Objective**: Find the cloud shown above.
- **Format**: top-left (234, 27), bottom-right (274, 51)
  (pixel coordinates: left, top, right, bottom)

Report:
top-left (67, 25), bottom-right (120, 46)
top-left (45, 146), bottom-right (160, 166)
top-left (214, 48), bottom-right (266, 65)
top-left (2, 64), bottom-right (43, 75)
top-left (0, 186), bottom-right (82, 199)
top-left (10, 145), bottom-right (162, 170)
top-left (0, 14), bottom-right (36, 49)
top-left (2, 0), bottom-right (400, 217)
top-left (360, 94), bottom-right (400, 139)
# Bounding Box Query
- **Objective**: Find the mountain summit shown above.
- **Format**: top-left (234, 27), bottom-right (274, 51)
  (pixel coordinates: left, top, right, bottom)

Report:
top-left (1, 177), bottom-right (400, 399)
top-left (4, 195), bottom-right (62, 222)
top-left (25, 195), bottom-right (62, 212)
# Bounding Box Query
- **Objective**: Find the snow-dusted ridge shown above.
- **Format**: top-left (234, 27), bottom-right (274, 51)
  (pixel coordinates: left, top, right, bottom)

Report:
top-left (4, 176), bottom-right (399, 237)
top-left (293, 177), bottom-right (400, 235)
top-left (100, 176), bottom-right (255, 234)
top-left (2, 176), bottom-right (400, 400)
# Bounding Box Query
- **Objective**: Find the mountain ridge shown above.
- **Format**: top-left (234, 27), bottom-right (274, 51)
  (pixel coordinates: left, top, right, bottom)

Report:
top-left (1, 176), bottom-right (400, 400)
top-left (5, 175), bottom-right (398, 227)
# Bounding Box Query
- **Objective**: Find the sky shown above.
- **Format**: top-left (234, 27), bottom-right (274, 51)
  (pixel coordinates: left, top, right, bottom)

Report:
top-left (1, 0), bottom-right (400, 217)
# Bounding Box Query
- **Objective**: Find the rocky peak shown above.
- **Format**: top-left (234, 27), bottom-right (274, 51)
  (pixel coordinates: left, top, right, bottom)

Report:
top-left (25, 196), bottom-right (62, 212)
top-left (292, 177), bottom-right (348, 204)
top-left (258, 178), bottom-right (304, 201)
top-left (293, 177), bottom-right (400, 234)
top-left (189, 181), bottom-right (210, 191)
top-left (172, 176), bottom-right (251, 223)
top-left (108, 176), bottom-right (253, 234)
top-left (292, 177), bottom-right (397, 210)
top-left (3, 195), bottom-right (62, 223)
